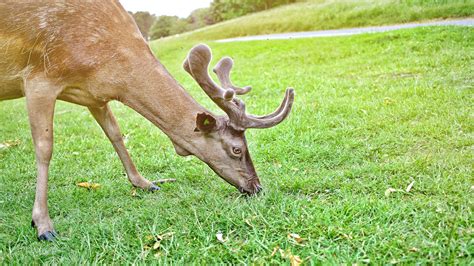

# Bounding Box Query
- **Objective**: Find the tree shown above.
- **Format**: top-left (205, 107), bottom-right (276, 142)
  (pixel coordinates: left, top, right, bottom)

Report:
top-left (187, 8), bottom-right (214, 30)
top-left (129, 11), bottom-right (156, 41)
top-left (149, 16), bottom-right (179, 40)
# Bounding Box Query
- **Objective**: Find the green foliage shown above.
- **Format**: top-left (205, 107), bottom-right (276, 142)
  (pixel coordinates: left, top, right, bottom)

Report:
top-left (149, 16), bottom-right (179, 40)
top-left (187, 8), bottom-right (215, 30)
top-left (129, 11), bottom-right (156, 40)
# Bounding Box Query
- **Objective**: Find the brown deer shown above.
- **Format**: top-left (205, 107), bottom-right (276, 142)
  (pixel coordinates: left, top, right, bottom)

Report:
top-left (0, 1), bottom-right (294, 241)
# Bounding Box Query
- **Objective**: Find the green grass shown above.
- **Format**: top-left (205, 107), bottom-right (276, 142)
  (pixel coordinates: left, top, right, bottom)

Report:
top-left (156, 0), bottom-right (474, 43)
top-left (1, 26), bottom-right (473, 263)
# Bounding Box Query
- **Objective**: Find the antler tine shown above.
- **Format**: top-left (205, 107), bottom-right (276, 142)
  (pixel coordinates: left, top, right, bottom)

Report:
top-left (250, 88), bottom-right (291, 120)
top-left (213, 57), bottom-right (252, 95)
top-left (183, 44), bottom-right (235, 101)
top-left (245, 88), bottom-right (295, 129)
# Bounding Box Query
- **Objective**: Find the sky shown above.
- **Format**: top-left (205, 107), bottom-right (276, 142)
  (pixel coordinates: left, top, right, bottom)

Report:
top-left (119, 0), bottom-right (213, 18)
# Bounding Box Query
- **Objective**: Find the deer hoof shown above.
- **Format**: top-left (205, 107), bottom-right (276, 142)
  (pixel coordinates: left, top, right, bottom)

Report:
top-left (38, 231), bottom-right (57, 242)
top-left (149, 183), bottom-right (161, 192)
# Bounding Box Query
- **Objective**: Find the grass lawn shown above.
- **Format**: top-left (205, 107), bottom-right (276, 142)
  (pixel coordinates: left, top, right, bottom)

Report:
top-left (0, 26), bottom-right (473, 263)
top-left (159, 0), bottom-right (474, 42)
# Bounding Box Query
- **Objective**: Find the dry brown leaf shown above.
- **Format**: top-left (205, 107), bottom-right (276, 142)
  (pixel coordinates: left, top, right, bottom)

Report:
top-left (271, 246), bottom-right (280, 257)
top-left (279, 248), bottom-right (287, 258)
top-left (76, 182), bottom-right (101, 189)
top-left (384, 97), bottom-right (395, 105)
top-left (342, 233), bottom-right (353, 240)
top-left (245, 219), bottom-right (252, 227)
top-left (409, 247), bottom-right (419, 252)
top-left (0, 140), bottom-right (21, 149)
top-left (406, 181), bottom-right (415, 193)
top-left (154, 178), bottom-right (177, 184)
top-left (290, 255), bottom-right (302, 266)
top-left (288, 233), bottom-right (305, 243)
top-left (157, 232), bottom-right (174, 240)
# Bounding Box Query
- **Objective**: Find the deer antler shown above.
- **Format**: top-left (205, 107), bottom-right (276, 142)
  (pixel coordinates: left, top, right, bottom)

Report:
top-left (183, 44), bottom-right (294, 131)
top-left (213, 57), bottom-right (252, 95)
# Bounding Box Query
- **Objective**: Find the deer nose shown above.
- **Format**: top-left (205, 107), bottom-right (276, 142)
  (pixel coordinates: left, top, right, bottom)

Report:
top-left (237, 185), bottom-right (263, 195)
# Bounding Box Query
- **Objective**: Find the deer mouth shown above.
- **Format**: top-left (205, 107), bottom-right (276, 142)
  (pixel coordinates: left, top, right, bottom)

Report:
top-left (238, 177), bottom-right (263, 195)
top-left (238, 185), bottom-right (263, 195)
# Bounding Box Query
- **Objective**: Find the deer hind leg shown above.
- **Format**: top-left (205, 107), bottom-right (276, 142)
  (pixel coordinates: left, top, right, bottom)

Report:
top-left (88, 104), bottom-right (161, 191)
top-left (24, 77), bottom-right (60, 241)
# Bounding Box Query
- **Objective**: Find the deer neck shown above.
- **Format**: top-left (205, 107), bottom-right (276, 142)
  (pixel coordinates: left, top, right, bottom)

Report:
top-left (120, 61), bottom-right (208, 154)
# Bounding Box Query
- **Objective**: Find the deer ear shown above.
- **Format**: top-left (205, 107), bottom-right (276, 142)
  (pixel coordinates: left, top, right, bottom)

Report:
top-left (195, 112), bottom-right (217, 133)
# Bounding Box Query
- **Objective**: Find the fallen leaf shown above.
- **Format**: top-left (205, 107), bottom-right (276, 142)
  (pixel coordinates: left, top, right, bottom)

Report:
top-left (216, 232), bottom-right (226, 243)
top-left (153, 241), bottom-right (161, 250)
top-left (342, 233), bottom-right (353, 240)
top-left (0, 140), bottom-right (21, 149)
top-left (385, 188), bottom-right (397, 197)
top-left (409, 247), bottom-right (419, 252)
top-left (245, 219), bottom-right (252, 227)
top-left (384, 97), bottom-right (395, 105)
top-left (76, 182), bottom-right (101, 189)
top-left (156, 232), bottom-right (174, 240)
top-left (288, 233), bottom-right (305, 243)
top-left (271, 246), bottom-right (279, 257)
top-left (154, 178), bottom-right (177, 184)
top-left (279, 248), bottom-right (287, 258)
top-left (131, 188), bottom-right (137, 197)
top-left (290, 255), bottom-right (302, 266)
top-left (406, 181), bottom-right (415, 193)
top-left (123, 134), bottom-right (130, 144)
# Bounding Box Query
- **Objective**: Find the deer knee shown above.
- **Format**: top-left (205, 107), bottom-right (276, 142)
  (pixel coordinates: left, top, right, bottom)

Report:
top-left (35, 139), bottom-right (53, 164)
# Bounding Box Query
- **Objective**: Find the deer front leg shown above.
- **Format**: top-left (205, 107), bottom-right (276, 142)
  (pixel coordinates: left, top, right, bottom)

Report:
top-left (88, 104), bottom-right (160, 191)
top-left (25, 79), bottom-right (58, 241)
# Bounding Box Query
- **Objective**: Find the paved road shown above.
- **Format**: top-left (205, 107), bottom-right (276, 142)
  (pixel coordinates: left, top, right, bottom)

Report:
top-left (216, 18), bottom-right (474, 43)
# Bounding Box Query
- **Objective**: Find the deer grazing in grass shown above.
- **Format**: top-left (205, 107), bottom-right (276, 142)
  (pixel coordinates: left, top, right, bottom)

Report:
top-left (0, 1), bottom-right (294, 241)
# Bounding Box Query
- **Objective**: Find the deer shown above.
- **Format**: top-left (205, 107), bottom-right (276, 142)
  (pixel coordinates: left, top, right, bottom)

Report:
top-left (0, 1), bottom-right (294, 241)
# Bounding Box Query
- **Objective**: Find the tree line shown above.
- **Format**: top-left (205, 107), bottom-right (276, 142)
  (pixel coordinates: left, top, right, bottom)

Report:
top-left (129, 0), bottom-right (298, 40)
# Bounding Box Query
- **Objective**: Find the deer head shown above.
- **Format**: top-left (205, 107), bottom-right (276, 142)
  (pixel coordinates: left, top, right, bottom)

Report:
top-left (181, 44), bottom-right (295, 195)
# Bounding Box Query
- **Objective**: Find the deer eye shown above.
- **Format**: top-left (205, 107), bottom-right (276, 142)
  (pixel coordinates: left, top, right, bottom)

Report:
top-left (232, 147), bottom-right (242, 155)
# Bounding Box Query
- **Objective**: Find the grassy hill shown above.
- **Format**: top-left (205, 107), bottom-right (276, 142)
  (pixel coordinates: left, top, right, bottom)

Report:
top-left (2, 26), bottom-right (473, 264)
top-left (152, 0), bottom-right (473, 47)
top-left (1, 1), bottom-right (473, 264)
